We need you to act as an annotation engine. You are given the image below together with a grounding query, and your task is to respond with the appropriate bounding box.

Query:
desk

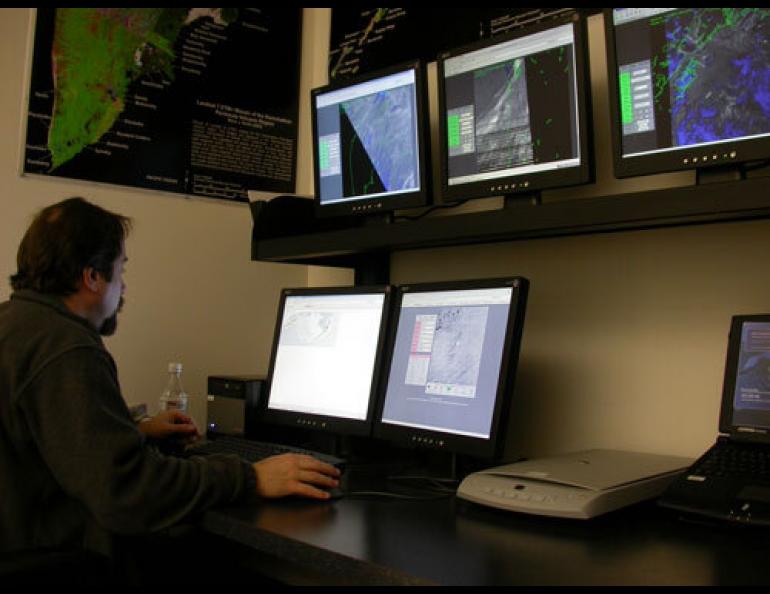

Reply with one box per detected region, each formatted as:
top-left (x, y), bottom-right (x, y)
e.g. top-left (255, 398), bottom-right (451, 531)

top-left (201, 494), bottom-right (770, 585)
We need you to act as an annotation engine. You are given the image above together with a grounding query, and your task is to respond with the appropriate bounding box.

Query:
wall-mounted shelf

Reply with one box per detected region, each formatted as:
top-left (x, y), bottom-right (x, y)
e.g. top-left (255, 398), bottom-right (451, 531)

top-left (251, 177), bottom-right (770, 282)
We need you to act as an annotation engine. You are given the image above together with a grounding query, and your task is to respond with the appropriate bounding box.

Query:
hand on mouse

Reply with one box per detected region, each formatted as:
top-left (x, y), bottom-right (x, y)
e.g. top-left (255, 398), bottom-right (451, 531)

top-left (252, 453), bottom-right (341, 500)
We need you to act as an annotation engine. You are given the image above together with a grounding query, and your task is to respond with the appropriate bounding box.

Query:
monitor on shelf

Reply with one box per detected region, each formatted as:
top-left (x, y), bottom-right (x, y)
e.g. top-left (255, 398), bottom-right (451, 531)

top-left (311, 61), bottom-right (431, 218)
top-left (373, 277), bottom-right (529, 459)
top-left (604, 8), bottom-right (770, 180)
top-left (436, 13), bottom-right (592, 203)
top-left (262, 286), bottom-right (391, 437)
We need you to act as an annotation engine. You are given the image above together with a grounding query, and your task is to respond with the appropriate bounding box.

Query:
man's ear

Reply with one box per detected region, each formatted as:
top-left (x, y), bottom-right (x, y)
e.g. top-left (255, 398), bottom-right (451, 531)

top-left (81, 267), bottom-right (102, 293)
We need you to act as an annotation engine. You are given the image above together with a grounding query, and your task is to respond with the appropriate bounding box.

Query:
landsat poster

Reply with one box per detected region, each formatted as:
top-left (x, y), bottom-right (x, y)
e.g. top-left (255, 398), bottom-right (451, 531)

top-left (328, 7), bottom-right (599, 80)
top-left (23, 8), bottom-right (301, 202)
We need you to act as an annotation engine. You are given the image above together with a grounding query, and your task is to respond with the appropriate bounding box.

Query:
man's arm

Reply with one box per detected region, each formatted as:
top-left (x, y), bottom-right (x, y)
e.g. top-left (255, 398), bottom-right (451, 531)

top-left (20, 348), bottom-right (252, 534)
top-left (21, 349), bottom-right (340, 533)
top-left (137, 409), bottom-right (199, 443)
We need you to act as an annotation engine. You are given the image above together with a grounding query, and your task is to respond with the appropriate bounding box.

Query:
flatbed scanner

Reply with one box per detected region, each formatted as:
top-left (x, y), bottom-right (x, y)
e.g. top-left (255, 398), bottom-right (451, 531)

top-left (457, 449), bottom-right (692, 519)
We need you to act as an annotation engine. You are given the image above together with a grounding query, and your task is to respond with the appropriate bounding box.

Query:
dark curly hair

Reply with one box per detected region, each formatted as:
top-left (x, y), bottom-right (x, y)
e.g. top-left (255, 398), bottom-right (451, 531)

top-left (10, 197), bottom-right (132, 296)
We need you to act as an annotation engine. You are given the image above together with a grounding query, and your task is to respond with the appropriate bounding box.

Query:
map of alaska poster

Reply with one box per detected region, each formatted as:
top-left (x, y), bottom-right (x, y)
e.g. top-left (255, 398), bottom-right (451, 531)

top-left (23, 8), bottom-right (301, 202)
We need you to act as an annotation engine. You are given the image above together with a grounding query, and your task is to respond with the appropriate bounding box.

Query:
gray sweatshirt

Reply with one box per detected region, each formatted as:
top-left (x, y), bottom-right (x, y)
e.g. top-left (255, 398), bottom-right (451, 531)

top-left (0, 290), bottom-right (255, 555)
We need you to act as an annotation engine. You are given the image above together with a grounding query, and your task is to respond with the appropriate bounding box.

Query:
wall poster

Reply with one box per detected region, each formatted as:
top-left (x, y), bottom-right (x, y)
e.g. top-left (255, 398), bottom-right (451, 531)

top-left (328, 8), bottom-right (599, 80)
top-left (23, 8), bottom-right (301, 202)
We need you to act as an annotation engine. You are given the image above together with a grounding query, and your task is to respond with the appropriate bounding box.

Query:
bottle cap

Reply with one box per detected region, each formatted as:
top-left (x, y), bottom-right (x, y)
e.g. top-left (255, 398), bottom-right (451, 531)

top-left (168, 362), bottom-right (183, 373)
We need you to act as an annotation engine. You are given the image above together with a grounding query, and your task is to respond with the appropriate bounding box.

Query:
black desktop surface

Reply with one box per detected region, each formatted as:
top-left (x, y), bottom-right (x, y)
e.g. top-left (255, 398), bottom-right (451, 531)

top-left (201, 492), bottom-right (770, 586)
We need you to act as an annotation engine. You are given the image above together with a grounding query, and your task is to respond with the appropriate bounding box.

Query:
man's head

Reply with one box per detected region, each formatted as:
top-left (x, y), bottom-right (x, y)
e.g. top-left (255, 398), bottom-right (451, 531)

top-left (10, 197), bottom-right (132, 335)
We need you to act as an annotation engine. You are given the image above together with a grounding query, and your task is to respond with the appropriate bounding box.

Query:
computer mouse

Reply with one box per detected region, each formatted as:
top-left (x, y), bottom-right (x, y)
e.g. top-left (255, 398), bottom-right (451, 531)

top-left (325, 486), bottom-right (344, 500)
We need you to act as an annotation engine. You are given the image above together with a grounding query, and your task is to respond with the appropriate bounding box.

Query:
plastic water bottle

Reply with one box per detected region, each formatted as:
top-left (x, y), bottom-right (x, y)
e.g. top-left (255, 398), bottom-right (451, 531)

top-left (160, 362), bottom-right (188, 414)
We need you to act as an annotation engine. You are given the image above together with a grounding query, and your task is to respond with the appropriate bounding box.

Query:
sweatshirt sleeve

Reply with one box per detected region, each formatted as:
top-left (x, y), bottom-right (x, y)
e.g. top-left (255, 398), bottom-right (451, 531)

top-left (18, 346), bottom-right (256, 534)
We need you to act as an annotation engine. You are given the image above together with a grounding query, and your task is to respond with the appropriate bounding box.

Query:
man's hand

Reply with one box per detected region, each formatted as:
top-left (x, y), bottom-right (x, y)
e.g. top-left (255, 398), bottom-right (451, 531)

top-left (137, 409), bottom-right (199, 443)
top-left (253, 454), bottom-right (341, 500)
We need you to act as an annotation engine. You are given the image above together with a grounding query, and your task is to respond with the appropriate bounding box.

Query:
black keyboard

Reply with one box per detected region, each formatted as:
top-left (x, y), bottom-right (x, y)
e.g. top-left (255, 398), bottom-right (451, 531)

top-left (185, 434), bottom-right (345, 469)
top-left (693, 442), bottom-right (770, 481)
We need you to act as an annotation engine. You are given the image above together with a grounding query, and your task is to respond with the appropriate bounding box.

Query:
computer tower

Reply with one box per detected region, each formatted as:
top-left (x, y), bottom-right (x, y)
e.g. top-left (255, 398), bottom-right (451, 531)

top-left (206, 375), bottom-right (265, 437)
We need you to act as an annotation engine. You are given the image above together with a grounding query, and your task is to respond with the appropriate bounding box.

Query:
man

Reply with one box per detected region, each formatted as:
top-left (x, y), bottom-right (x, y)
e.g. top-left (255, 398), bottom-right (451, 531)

top-left (0, 197), bottom-right (340, 564)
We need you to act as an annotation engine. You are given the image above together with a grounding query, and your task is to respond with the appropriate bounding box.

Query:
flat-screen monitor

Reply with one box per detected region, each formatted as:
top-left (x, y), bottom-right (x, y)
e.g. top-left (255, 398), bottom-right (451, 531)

top-left (311, 61), bottom-right (431, 218)
top-left (263, 286), bottom-right (391, 437)
top-left (374, 278), bottom-right (529, 459)
top-left (436, 14), bottom-right (592, 202)
top-left (605, 8), bottom-right (770, 179)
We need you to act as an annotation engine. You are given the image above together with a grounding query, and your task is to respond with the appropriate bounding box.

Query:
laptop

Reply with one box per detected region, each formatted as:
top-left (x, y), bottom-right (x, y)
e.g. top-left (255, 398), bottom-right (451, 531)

top-left (659, 314), bottom-right (770, 525)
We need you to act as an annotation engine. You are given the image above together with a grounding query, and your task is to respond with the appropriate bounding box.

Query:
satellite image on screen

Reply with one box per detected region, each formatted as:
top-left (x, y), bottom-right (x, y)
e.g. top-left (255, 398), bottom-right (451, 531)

top-left (655, 8), bottom-right (770, 146)
top-left (425, 307), bottom-right (488, 398)
top-left (472, 58), bottom-right (533, 172)
top-left (281, 312), bottom-right (338, 347)
top-left (339, 85), bottom-right (418, 196)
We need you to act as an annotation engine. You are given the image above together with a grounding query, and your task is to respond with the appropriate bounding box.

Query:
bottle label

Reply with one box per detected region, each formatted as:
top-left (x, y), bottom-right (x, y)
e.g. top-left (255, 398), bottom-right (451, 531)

top-left (162, 399), bottom-right (187, 413)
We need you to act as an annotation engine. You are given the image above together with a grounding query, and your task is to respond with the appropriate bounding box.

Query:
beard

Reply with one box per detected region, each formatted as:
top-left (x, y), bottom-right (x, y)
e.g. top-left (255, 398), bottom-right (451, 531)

top-left (100, 296), bottom-right (124, 336)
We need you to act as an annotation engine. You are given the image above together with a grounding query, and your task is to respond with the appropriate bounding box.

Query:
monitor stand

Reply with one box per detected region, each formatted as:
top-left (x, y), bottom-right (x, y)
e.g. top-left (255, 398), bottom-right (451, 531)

top-left (504, 191), bottom-right (542, 208)
top-left (335, 442), bottom-right (500, 498)
top-left (696, 164), bottom-right (745, 185)
top-left (360, 212), bottom-right (394, 226)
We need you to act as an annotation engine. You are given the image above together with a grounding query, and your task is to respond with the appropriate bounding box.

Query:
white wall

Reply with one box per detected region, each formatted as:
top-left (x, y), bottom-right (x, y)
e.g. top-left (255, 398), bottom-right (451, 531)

top-left (392, 220), bottom-right (770, 460)
top-left (0, 9), bottom-right (311, 425)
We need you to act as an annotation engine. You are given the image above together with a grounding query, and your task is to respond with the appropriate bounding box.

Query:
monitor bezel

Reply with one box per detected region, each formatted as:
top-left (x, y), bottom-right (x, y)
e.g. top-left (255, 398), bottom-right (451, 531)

top-left (373, 277), bottom-right (529, 459)
top-left (604, 8), bottom-right (770, 179)
top-left (262, 285), bottom-right (392, 438)
top-left (310, 60), bottom-right (431, 218)
top-left (436, 13), bottom-right (593, 203)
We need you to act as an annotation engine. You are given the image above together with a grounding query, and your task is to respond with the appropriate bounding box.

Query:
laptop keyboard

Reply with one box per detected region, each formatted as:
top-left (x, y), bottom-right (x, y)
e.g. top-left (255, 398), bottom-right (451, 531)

top-left (693, 443), bottom-right (770, 481)
top-left (185, 434), bottom-right (345, 469)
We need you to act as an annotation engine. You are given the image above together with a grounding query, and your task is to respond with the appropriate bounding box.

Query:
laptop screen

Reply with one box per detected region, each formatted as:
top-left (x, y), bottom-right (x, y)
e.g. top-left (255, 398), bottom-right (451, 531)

top-left (722, 316), bottom-right (770, 435)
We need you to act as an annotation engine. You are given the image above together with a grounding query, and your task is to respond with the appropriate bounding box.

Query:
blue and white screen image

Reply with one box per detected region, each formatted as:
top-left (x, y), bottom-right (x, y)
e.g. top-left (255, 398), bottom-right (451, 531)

top-left (381, 287), bottom-right (513, 439)
top-left (315, 68), bottom-right (421, 205)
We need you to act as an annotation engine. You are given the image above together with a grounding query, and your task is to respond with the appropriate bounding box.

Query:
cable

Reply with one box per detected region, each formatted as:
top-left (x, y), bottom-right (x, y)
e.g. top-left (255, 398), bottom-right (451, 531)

top-left (339, 473), bottom-right (459, 500)
top-left (393, 198), bottom-right (474, 222)
top-left (345, 490), bottom-right (453, 501)
top-left (386, 474), bottom-right (459, 496)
